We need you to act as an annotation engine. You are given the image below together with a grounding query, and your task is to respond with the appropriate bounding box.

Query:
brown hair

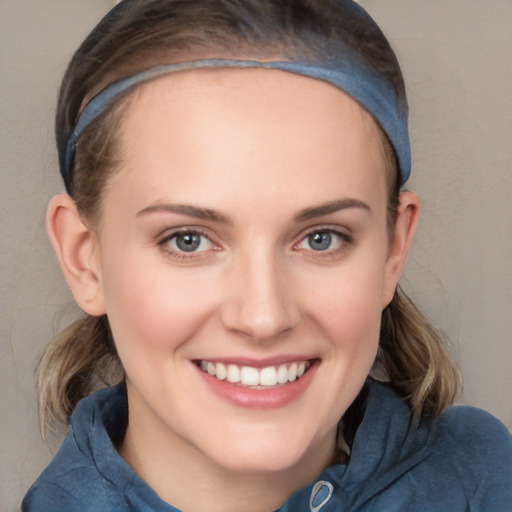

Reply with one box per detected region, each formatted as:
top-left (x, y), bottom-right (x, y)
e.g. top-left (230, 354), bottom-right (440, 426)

top-left (39, 0), bottom-right (459, 437)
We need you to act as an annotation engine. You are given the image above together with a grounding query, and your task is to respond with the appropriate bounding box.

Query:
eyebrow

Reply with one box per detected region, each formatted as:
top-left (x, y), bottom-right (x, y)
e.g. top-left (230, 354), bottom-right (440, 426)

top-left (294, 198), bottom-right (371, 222)
top-left (136, 203), bottom-right (232, 224)
top-left (137, 198), bottom-right (370, 224)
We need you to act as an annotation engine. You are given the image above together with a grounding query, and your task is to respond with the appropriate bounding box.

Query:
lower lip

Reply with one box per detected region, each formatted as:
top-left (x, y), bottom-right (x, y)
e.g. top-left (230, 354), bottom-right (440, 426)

top-left (195, 361), bottom-right (319, 409)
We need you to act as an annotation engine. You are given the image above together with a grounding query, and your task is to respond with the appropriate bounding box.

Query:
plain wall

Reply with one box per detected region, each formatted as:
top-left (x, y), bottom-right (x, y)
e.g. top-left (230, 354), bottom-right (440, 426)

top-left (1, 1), bottom-right (511, 510)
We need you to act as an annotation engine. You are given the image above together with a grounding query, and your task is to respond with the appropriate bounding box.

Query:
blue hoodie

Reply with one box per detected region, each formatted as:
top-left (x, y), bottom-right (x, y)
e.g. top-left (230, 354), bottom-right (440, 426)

top-left (22, 379), bottom-right (512, 511)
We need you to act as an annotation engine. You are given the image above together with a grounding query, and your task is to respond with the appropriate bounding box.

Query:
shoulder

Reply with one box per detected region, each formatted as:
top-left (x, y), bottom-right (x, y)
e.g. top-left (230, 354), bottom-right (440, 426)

top-left (22, 479), bottom-right (84, 512)
top-left (22, 386), bottom-right (131, 511)
top-left (434, 404), bottom-right (512, 460)
top-left (428, 405), bottom-right (512, 507)
top-left (21, 431), bottom-right (111, 511)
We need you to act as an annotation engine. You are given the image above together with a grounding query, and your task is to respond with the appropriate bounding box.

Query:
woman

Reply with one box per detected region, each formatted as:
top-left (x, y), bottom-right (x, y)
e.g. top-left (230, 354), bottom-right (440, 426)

top-left (23, 1), bottom-right (512, 511)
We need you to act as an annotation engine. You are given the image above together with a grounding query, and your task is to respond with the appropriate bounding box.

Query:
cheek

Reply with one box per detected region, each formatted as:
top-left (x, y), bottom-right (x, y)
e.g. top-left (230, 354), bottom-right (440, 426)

top-left (323, 286), bottom-right (381, 376)
top-left (295, 260), bottom-right (385, 434)
top-left (301, 259), bottom-right (386, 408)
top-left (100, 251), bottom-right (218, 359)
top-left (309, 257), bottom-right (386, 342)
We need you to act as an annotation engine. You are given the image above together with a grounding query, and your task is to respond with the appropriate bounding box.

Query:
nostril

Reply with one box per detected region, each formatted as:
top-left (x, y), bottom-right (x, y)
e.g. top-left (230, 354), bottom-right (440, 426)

top-left (220, 297), bottom-right (300, 341)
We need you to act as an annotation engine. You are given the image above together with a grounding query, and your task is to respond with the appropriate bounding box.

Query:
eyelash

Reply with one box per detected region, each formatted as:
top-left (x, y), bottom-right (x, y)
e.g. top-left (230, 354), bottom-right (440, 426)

top-left (156, 226), bottom-right (354, 262)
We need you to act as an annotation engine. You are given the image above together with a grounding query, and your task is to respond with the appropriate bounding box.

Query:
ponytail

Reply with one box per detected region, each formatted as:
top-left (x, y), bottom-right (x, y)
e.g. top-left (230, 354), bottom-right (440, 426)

top-left (36, 315), bottom-right (122, 440)
top-left (377, 286), bottom-right (461, 419)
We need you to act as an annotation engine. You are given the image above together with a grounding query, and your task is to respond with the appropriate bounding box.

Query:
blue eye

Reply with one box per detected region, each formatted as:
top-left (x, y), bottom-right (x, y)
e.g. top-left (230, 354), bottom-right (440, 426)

top-left (165, 231), bottom-right (213, 253)
top-left (307, 232), bottom-right (333, 251)
top-left (298, 230), bottom-right (346, 252)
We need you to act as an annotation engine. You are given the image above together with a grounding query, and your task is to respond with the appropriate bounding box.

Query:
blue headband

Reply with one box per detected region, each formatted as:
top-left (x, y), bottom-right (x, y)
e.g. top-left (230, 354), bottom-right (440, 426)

top-left (61, 58), bottom-right (410, 190)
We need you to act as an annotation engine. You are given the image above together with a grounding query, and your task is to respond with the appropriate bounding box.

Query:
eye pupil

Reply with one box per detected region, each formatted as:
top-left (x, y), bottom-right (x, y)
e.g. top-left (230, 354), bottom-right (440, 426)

top-left (176, 233), bottom-right (201, 252)
top-left (308, 232), bottom-right (332, 251)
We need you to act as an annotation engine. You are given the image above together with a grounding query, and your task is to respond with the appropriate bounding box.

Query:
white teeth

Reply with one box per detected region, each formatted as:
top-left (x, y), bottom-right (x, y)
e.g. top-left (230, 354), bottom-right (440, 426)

top-left (199, 360), bottom-right (311, 387)
top-left (240, 367), bottom-right (259, 386)
top-left (259, 366), bottom-right (278, 386)
top-left (288, 362), bottom-right (298, 382)
top-left (277, 364), bottom-right (289, 384)
top-left (227, 364), bottom-right (241, 383)
top-left (215, 362), bottom-right (227, 381)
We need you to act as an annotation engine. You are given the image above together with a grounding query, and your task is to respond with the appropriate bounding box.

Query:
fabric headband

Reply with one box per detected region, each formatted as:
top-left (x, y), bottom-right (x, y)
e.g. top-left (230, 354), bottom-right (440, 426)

top-left (60, 57), bottom-right (411, 191)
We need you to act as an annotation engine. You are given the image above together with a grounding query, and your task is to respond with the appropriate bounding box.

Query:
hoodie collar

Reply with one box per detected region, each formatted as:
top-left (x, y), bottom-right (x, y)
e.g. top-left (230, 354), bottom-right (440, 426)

top-left (280, 379), bottom-right (436, 511)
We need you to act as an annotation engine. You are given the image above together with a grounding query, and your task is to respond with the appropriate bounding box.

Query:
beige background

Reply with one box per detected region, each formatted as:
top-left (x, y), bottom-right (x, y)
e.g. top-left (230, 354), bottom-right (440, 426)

top-left (1, 1), bottom-right (511, 510)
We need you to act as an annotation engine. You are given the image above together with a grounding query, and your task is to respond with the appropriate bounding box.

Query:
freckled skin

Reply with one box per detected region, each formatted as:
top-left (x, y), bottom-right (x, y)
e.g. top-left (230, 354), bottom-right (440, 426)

top-left (67, 68), bottom-right (418, 511)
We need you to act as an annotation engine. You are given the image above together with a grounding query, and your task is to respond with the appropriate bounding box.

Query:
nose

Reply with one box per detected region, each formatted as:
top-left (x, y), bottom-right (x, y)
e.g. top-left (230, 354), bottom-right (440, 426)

top-left (220, 250), bottom-right (301, 342)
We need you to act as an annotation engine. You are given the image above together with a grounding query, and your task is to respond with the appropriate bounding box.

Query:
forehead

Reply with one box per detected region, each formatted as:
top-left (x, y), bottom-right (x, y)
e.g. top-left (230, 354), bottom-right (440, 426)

top-left (111, 68), bottom-right (388, 211)
top-left (126, 66), bottom-right (380, 131)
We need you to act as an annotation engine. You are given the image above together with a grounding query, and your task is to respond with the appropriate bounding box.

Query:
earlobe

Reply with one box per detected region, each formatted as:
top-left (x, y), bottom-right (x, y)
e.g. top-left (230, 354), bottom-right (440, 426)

top-left (382, 190), bottom-right (420, 308)
top-left (46, 194), bottom-right (106, 316)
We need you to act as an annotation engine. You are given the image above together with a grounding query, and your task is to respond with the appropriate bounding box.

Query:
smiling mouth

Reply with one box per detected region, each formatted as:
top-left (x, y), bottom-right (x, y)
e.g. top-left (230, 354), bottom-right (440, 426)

top-left (195, 360), bottom-right (314, 389)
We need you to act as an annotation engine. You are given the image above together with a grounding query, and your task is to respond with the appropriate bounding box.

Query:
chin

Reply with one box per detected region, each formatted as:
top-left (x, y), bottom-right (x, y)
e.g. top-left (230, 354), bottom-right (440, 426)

top-left (200, 425), bottom-right (330, 476)
top-left (213, 449), bottom-right (306, 475)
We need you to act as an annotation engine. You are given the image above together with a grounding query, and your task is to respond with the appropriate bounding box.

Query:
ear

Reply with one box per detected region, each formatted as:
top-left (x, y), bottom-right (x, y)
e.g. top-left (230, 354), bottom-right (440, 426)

top-left (46, 194), bottom-right (106, 316)
top-left (381, 190), bottom-right (420, 308)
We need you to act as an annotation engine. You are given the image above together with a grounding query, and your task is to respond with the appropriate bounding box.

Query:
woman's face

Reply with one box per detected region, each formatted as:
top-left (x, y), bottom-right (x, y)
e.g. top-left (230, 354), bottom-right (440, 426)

top-left (91, 68), bottom-right (406, 476)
